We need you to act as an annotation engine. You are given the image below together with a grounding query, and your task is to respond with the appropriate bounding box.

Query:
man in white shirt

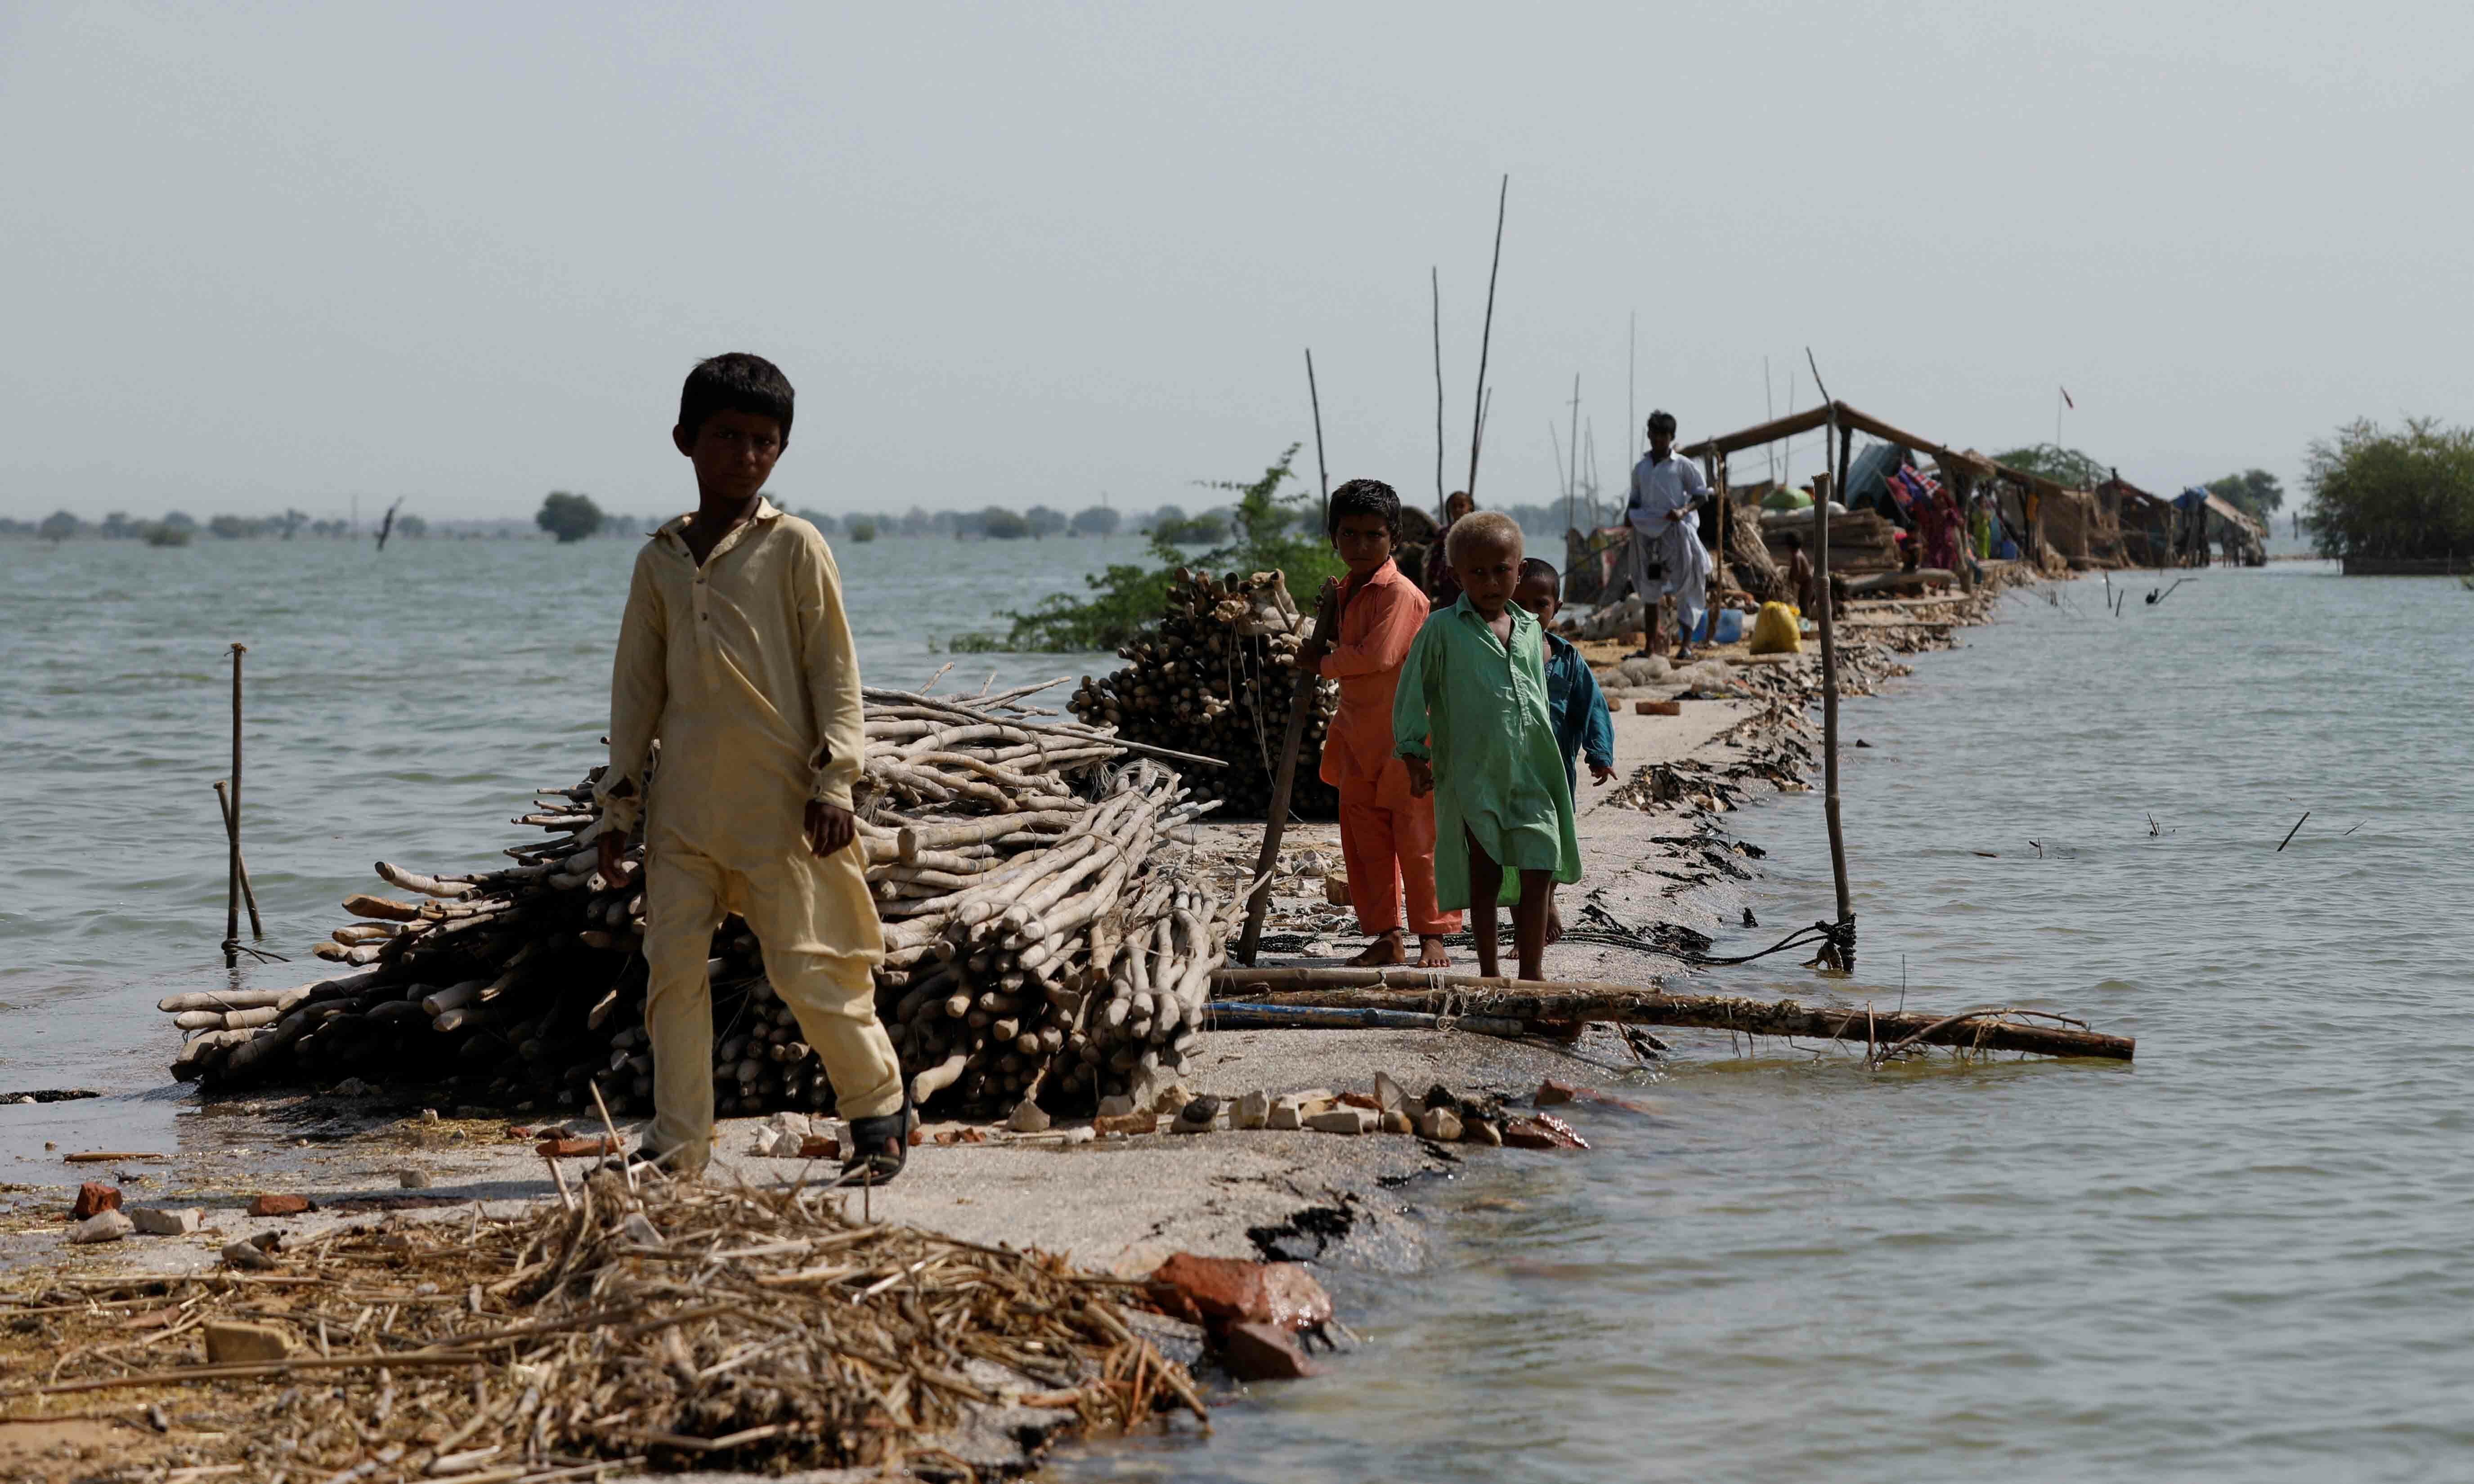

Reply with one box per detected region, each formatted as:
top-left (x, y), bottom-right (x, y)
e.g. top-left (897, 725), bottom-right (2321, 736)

top-left (1607, 411), bottom-right (1712, 659)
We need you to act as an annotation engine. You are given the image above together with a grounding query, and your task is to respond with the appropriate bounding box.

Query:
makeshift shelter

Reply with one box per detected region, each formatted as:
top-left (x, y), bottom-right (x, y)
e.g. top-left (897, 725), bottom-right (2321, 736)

top-left (1680, 400), bottom-right (1995, 590)
top-left (2097, 473), bottom-right (2176, 567)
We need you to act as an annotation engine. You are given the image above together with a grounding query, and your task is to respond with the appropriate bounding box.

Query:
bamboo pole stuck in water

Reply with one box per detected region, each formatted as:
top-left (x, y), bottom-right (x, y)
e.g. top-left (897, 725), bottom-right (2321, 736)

top-left (1207, 967), bottom-right (2133, 1061)
top-left (1801, 354), bottom-right (1855, 971)
top-left (224, 642), bottom-right (247, 965)
top-left (213, 780), bottom-right (264, 940)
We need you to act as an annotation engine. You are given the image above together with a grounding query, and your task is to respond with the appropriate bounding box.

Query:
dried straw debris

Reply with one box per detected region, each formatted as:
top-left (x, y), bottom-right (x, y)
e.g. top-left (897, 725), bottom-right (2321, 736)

top-left (0, 1173), bottom-right (1205, 1479)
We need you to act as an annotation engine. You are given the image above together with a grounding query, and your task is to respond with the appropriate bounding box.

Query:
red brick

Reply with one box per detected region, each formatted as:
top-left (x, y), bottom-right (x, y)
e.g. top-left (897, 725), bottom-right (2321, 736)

top-left (534, 1136), bottom-right (620, 1159)
top-left (70, 1183), bottom-right (121, 1219)
top-left (247, 1193), bottom-right (314, 1217)
top-left (1148, 1253), bottom-right (1333, 1331)
top-left (1501, 1114), bottom-right (1591, 1151)
top-left (1221, 1320), bottom-right (1320, 1381)
top-left (798, 1134), bottom-right (840, 1159)
top-left (1094, 1111), bottom-right (1159, 1137)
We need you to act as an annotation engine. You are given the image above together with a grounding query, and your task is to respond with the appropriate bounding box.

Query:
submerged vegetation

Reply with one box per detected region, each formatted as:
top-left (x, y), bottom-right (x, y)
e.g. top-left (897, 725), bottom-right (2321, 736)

top-left (2303, 417), bottom-right (2474, 561)
top-left (948, 444), bottom-right (1341, 653)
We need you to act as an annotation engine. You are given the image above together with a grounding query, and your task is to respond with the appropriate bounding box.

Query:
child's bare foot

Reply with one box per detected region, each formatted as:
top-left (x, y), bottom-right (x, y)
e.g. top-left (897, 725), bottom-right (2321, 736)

top-left (1345, 929), bottom-right (1407, 967)
top-left (1416, 934), bottom-right (1450, 969)
top-left (1546, 904), bottom-right (1564, 945)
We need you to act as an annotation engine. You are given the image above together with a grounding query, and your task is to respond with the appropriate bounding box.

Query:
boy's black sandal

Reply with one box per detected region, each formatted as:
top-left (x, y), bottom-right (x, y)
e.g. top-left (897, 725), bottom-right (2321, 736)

top-left (838, 1088), bottom-right (913, 1187)
top-left (599, 1140), bottom-right (688, 1180)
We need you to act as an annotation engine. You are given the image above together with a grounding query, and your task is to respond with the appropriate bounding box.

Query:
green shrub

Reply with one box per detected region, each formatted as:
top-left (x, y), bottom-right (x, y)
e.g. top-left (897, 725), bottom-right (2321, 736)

top-left (954, 445), bottom-right (1339, 653)
top-left (2304, 417), bottom-right (2474, 560)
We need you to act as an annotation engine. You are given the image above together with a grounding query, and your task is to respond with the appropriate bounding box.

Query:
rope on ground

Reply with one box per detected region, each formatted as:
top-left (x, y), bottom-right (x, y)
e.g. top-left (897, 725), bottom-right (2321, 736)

top-left (1683, 916), bottom-right (1851, 967)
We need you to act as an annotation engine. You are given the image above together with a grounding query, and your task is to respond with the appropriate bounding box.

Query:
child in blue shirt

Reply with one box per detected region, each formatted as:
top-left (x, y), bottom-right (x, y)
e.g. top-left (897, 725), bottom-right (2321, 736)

top-left (1514, 559), bottom-right (1615, 795)
top-left (1514, 558), bottom-right (1615, 945)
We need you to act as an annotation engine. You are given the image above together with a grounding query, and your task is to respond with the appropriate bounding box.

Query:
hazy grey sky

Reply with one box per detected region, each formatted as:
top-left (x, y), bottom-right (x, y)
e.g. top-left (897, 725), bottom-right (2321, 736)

top-left (4, 0), bottom-right (2469, 521)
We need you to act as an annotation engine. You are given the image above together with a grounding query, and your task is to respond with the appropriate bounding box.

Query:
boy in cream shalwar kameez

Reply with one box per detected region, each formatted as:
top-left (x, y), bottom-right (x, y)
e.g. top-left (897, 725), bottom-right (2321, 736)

top-left (595, 354), bottom-right (905, 1179)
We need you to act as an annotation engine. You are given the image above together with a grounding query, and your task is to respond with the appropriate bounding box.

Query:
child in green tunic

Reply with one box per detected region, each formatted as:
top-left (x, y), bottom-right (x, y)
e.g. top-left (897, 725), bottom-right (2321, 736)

top-left (1394, 512), bottom-right (1582, 982)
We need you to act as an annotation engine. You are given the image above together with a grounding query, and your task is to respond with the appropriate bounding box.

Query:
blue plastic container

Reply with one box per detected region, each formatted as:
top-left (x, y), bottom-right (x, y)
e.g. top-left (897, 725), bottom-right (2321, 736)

top-left (1693, 608), bottom-right (1745, 644)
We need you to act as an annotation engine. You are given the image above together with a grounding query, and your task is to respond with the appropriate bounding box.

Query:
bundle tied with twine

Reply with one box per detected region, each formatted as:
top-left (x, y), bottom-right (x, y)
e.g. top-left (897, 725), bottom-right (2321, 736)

top-left (158, 681), bottom-right (1241, 1123)
top-left (0, 1171), bottom-right (1205, 1477)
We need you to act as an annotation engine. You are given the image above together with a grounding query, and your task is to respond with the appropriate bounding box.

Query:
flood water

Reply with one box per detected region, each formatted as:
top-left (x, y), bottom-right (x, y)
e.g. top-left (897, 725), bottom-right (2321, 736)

top-left (0, 533), bottom-right (1108, 1153)
top-left (6, 538), bottom-right (2471, 1480)
top-left (1058, 562), bottom-right (2474, 1483)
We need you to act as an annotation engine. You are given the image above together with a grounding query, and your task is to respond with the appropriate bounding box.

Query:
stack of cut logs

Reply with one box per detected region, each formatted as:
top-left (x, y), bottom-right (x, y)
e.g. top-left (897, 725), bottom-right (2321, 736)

top-left (1068, 568), bottom-right (1339, 820)
top-left (1758, 507), bottom-right (1902, 575)
top-left (158, 685), bottom-right (1238, 1122)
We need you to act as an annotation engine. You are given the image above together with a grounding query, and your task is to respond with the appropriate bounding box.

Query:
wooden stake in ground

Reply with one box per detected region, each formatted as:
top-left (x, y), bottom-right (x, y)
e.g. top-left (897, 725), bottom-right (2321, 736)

top-left (1235, 582), bottom-right (1320, 966)
top-left (1802, 351), bottom-right (1855, 970)
top-left (1463, 174), bottom-right (1508, 508)
top-left (224, 642), bottom-right (247, 966)
top-left (214, 780), bottom-right (264, 940)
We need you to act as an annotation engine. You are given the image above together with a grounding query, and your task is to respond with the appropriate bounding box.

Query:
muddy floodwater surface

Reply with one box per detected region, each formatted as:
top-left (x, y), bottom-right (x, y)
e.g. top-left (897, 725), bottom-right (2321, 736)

top-left (1054, 563), bottom-right (2474, 1484)
top-left (5, 539), bottom-right (2471, 1481)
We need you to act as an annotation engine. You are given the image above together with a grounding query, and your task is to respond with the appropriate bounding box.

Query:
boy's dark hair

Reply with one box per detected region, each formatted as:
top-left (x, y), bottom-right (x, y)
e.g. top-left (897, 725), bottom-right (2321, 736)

top-left (1519, 556), bottom-right (1560, 590)
top-left (679, 353), bottom-right (795, 441)
top-left (1778, 530), bottom-right (1802, 552)
top-left (1326, 478), bottom-right (1401, 537)
top-left (1645, 409), bottom-right (1678, 438)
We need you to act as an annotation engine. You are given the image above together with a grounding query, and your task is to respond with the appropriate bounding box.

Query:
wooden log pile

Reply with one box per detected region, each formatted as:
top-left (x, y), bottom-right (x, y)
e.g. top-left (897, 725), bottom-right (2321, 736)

top-left (1067, 568), bottom-right (1339, 821)
top-left (157, 685), bottom-right (1239, 1123)
top-left (1759, 507), bottom-right (1901, 575)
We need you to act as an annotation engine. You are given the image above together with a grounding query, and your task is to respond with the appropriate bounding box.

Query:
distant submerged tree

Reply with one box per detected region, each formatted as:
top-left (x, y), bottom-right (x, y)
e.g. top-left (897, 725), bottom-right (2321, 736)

top-left (39, 510), bottom-right (80, 542)
top-left (848, 518), bottom-right (879, 543)
top-left (1993, 444), bottom-right (2109, 489)
top-left (2302, 416), bottom-right (2474, 562)
top-left (1024, 505), bottom-right (1067, 539)
top-left (536, 491), bottom-right (604, 544)
top-left (161, 511), bottom-right (198, 532)
top-left (208, 514), bottom-right (251, 539)
top-left (2205, 469), bottom-right (2285, 521)
top-left (980, 506), bottom-right (1031, 540)
top-left (395, 514), bottom-right (429, 539)
top-left (1071, 504), bottom-right (1120, 537)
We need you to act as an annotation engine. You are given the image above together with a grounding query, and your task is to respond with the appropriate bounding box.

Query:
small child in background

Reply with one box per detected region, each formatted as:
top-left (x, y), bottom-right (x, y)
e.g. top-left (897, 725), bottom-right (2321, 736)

top-left (1395, 513), bottom-right (1580, 984)
top-left (1299, 479), bottom-right (1461, 968)
top-left (1777, 530), bottom-right (1817, 616)
top-left (1512, 558), bottom-right (1614, 944)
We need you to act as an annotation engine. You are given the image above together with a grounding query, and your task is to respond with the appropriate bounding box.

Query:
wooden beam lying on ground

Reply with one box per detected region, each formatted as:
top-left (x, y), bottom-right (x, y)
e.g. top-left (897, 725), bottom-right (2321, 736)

top-left (1208, 967), bottom-right (2133, 1061)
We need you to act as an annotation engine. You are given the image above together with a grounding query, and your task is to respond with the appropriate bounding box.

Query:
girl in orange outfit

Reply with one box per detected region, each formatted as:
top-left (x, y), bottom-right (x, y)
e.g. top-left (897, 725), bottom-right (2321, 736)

top-left (1301, 479), bottom-right (1463, 968)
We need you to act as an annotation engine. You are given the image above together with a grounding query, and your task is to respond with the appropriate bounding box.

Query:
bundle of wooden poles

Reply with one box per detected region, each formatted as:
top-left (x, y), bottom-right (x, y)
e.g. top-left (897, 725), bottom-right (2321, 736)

top-left (1068, 568), bottom-right (1339, 820)
top-left (879, 760), bottom-right (1242, 1115)
top-left (159, 684), bottom-right (1240, 1122)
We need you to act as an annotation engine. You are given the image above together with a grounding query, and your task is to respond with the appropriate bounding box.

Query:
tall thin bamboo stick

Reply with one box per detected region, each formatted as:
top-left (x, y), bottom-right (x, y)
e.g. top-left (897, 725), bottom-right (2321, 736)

top-left (1465, 175), bottom-right (1508, 503)
top-left (1565, 373), bottom-right (1582, 533)
top-left (224, 642), bottom-right (247, 966)
top-left (1802, 351), bottom-right (1854, 971)
top-left (214, 781), bottom-right (264, 939)
top-left (1304, 349), bottom-right (1330, 528)
top-left (1431, 266), bottom-right (1446, 518)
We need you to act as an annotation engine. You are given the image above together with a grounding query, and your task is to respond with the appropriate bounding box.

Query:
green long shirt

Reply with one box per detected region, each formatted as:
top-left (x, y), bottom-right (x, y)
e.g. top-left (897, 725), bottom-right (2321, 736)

top-left (1393, 595), bottom-right (1582, 909)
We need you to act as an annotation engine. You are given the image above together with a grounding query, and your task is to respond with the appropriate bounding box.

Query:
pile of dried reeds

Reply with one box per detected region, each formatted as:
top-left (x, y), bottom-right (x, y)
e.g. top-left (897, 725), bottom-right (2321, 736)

top-left (1067, 569), bottom-right (1338, 820)
top-left (161, 683), bottom-right (1237, 1122)
top-left (0, 1171), bottom-right (1204, 1477)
